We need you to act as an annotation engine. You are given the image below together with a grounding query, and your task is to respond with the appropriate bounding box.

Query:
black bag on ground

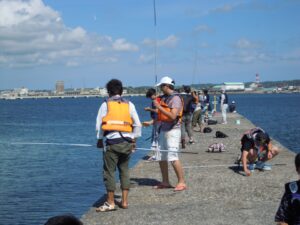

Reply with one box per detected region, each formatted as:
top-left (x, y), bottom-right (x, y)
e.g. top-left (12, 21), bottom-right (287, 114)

top-left (203, 127), bottom-right (212, 133)
top-left (216, 131), bottom-right (228, 138)
top-left (208, 119), bottom-right (218, 125)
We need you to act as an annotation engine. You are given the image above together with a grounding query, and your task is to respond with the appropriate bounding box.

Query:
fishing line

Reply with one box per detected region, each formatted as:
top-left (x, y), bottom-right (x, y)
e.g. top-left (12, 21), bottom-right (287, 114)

top-left (183, 163), bottom-right (286, 169)
top-left (4, 142), bottom-right (198, 154)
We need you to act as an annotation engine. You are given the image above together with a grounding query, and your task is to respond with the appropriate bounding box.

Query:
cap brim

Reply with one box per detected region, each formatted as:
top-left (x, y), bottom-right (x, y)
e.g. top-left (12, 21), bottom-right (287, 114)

top-left (155, 82), bottom-right (162, 87)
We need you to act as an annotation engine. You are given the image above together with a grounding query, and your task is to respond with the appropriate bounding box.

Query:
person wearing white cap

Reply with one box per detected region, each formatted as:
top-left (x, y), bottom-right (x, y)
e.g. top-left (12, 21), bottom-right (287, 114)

top-left (152, 76), bottom-right (187, 191)
top-left (220, 89), bottom-right (228, 124)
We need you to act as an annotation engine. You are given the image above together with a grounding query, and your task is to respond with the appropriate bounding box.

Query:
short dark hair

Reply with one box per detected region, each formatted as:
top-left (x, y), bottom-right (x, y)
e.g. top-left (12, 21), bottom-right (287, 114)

top-left (295, 153), bottom-right (300, 172)
top-left (146, 88), bottom-right (156, 98)
top-left (44, 214), bottom-right (83, 225)
top-left (203, 89), bottom-right (208, 95)
top-left (256, 132), bottom-right (270, 145)
top-left (183, 85), bottom-right (191, 94)
top-left (106, 79), bottom-right (123, 96)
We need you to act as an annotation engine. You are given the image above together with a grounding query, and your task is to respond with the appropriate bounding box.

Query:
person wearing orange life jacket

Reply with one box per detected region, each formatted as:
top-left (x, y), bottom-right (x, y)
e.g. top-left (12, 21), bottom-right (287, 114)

top-left (95, 79), bottom-right (141, 212)
top-left (240, 127), bottom-right (279, 176)
top-left (153, 76), bottom-right (187, 191)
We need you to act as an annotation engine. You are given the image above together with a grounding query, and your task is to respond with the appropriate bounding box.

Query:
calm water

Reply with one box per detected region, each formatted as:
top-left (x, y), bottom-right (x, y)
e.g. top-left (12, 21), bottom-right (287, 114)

top-left (0, 93), bottom-right (299, 225)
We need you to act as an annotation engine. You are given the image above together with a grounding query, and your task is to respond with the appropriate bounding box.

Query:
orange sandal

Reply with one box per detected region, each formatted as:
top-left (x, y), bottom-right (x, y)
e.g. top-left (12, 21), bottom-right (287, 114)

top-left (174, 184), bottom-right (187, 192)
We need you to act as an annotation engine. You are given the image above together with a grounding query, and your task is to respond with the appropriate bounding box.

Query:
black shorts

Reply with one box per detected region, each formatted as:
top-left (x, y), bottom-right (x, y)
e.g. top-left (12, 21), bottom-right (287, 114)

top-left (240, 135), bottom-right (254, 152)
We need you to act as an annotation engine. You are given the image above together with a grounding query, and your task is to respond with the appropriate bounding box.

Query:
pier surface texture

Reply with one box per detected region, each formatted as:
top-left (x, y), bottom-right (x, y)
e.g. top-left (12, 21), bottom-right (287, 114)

top-left (81, 113), bottom-right (296, 225)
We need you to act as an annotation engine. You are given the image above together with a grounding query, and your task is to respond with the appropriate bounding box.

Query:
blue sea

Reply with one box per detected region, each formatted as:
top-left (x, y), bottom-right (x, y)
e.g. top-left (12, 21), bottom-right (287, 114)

top-left (0, 93), bottom-right (299, 225)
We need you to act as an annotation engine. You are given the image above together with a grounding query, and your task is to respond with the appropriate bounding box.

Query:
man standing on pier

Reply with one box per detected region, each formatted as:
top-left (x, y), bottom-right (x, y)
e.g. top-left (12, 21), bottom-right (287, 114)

top-left (220, 89), bottom-right (228, 124)
top-left (95, 79), bottom-right (142, 211)
top-left (153, 76), bottom-right (187, 191)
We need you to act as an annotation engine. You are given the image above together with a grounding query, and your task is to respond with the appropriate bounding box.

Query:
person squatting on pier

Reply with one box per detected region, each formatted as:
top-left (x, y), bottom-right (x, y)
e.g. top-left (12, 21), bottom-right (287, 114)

top-left (240, 127), bottom-right (279, 176)
top-left (152, 76), bottom-right (187, 191)
top-left (275, 153), bottom-right (300, 225)
top-left (95, 79), bottom-right (142, 212)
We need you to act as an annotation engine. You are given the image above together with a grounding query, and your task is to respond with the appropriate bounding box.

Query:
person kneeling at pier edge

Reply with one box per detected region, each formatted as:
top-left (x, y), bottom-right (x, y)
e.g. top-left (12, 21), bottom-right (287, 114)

top-left (275, 153), bottom-right (300, 225)
top-left (95, 79), bottom-right (142, 212)
top-left (240, 127), bottom-right (279, 176)
top-left (153, 76), bottom-right (187, 191)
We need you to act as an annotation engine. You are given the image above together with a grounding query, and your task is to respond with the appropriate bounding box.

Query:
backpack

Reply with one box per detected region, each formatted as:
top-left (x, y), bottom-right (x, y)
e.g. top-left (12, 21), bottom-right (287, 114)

top-left (181, 94), bottom-right (193, 113)
top-left (208, 119), bottom-right (218, 125)
top-left (216, 131), bottom-right (228, 138)
top-left (207, 143), bottom-right (226, 152)
top-left (203, 127), bottom-right (212, 133)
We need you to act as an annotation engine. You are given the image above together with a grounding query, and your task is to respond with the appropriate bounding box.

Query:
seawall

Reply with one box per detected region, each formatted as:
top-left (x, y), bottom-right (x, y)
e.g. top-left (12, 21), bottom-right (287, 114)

top-left (81, 112), bottom-right (296, 225)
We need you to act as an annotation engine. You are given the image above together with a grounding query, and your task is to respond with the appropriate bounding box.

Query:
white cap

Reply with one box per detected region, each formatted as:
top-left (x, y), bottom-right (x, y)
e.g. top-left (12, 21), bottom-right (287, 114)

top-left (232, 100), bottom-right (235, 103)
top-left (156, 76), bottom-right (175, 87)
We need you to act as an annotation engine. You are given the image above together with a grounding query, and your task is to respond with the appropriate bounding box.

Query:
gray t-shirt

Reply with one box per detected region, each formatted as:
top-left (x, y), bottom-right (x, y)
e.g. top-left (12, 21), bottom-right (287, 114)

top-left (160, 94), bottom-right (182, 132)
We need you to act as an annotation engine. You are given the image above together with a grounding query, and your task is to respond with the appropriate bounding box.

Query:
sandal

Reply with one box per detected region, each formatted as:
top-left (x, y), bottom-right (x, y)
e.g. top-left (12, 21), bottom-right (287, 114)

top-left (153, 182), bottom-right (173, 189)
top-left (95, 202), bottom-right (117, 212)
top-left (174, 184), bottom-right (187, 192)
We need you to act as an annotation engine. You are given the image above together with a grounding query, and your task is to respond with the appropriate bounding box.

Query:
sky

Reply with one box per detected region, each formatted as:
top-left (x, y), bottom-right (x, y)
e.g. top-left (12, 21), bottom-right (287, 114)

top-left (0, 0), bottom-right (299, 90)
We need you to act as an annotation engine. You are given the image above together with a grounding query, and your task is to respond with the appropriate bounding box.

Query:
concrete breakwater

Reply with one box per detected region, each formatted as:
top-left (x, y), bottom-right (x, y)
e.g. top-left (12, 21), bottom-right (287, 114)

top-left (81, 113), bottom-right (296, 225)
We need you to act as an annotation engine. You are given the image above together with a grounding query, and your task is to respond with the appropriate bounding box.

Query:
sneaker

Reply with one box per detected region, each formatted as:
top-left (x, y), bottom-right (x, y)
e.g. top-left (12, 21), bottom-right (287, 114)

top-left (248, 163), bottom-right (256, 172)
top-left (255, 161), bottom-right (272, 171)
top-left (189, 139), bottom-right (195, 144)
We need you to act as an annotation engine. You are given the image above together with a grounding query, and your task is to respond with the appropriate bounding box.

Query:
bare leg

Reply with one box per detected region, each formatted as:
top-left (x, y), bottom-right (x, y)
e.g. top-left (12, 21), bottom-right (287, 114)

top-left (159, 160), bottom-right (170, 184)
top-left (121, 189), bottom-right (129, 208)
top-left (171, 160), bottom-right (185, 185)
top-left (107, 191), bottom-right (115, 206)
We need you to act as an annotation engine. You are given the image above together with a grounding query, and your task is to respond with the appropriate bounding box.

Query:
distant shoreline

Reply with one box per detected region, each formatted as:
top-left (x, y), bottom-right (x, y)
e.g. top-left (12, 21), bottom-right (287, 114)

top-left (0, 90), bottom-right (299, 100)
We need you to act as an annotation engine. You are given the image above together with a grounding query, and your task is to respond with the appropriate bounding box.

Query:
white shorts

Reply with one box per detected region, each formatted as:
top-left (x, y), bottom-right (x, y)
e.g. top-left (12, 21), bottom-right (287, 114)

top-left (157, 129), bottom-right (181, 161)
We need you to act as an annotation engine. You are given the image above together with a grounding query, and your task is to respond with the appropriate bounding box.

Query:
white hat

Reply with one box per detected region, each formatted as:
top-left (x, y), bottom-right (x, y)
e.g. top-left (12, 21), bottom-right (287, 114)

top-left (156, 76), bottom-right (175, 87)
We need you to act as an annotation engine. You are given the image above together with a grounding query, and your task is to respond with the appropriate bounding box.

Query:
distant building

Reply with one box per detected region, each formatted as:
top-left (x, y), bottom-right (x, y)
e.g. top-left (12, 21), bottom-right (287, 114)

top-left (223, 82), bottom-right (245, 91)
top-left (14, 87), bottom-right (29, 96)
top-left (55, 81), bottom-right (64, 94)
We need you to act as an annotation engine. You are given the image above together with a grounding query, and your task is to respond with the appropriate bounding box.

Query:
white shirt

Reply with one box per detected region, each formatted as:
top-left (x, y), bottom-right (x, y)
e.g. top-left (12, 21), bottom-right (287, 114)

top-left (96, 95), bottom-right (142, 140)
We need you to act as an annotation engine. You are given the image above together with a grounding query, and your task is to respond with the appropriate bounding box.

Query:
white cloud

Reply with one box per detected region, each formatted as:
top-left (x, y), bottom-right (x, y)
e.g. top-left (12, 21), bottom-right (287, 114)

top-left (233, 38), bottom-right (260, 49)
top-left (142, 35), bottom-right (179, 48)
top-left (138, 54), bottom-right (154, 63)
top-left (0, 0), bottom-right (139, 68)
top-left (112, 39), bottom-right (139, 52)
top-left (194, 25), bottom-right (213, 33)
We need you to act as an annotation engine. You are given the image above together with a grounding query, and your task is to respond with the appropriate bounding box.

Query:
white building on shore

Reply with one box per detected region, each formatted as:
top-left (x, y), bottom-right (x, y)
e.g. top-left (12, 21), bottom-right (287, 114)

top-left (223, 82), bottom-right (245, 91)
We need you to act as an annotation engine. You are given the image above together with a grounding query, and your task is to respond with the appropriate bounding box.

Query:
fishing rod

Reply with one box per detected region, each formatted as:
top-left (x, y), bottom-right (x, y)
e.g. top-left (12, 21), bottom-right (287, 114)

top-left (5, 142), bottom-right (198, 154)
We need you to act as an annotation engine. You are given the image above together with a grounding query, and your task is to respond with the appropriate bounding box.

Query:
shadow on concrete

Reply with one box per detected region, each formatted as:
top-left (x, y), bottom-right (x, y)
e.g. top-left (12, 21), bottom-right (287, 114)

top-left (130, 177), bottom-right (160, 186)
top-left (228, 165), bottom-right (247, 176)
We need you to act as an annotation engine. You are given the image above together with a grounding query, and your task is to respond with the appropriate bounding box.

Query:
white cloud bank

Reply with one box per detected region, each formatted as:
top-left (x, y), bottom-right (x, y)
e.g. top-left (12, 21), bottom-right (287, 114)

top-left (142, 35), bottom-right (179, 48)
top-left (0, 0), bottom-right (139, 68)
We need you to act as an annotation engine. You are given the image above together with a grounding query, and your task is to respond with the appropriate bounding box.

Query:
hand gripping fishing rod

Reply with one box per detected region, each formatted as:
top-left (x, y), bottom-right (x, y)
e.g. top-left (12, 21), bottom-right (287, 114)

top-left (6, 142), bottom-right (198, 154)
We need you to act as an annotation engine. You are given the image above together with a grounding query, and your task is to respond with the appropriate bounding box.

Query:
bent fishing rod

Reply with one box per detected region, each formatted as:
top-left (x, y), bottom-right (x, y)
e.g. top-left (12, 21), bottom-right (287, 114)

top-left (4, 142), bottom-right (198, 154)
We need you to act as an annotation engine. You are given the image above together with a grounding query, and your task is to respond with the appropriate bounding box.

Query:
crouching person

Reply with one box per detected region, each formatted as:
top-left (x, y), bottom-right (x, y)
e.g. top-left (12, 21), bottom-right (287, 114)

top-left (275, 153), bottom-right (300, 225)
top-left (240, 127), bottom-right (279, 176)
top-left (95, 79), bottom-right (142, 211)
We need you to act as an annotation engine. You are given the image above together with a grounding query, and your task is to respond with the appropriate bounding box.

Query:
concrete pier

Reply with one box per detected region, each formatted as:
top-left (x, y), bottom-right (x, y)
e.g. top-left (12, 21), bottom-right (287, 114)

top-left (81, 113), bottom-right (297, 225)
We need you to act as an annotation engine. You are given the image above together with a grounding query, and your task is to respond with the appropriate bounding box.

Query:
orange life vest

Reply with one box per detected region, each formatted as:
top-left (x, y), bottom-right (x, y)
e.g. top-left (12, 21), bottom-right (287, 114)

top-left (101, 97), bottom-right (133, 133)
top-left (157, 94), bottom-right (183, 123)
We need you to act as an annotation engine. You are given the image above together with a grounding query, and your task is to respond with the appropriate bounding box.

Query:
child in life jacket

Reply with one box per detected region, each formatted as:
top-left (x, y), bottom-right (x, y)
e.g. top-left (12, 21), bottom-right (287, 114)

top-left (240, 127), bottom-right (279, 176)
